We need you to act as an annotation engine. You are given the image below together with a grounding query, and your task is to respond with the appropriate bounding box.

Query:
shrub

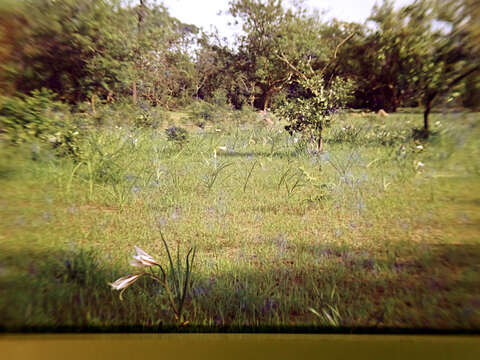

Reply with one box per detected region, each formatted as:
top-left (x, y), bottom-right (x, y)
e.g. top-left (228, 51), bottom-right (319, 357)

top-left (185, 100), bottom-right (232, 127)
top-left (165, 126), bottom-right (188, 146)
top-left (232, 105), bottom-right (261, 125)
top-left (135, 103), bottom-right (171, 129)
top-left (0, 89), bottom-right (82, 157)
top-left (277, 76), bottom-right (354, 153)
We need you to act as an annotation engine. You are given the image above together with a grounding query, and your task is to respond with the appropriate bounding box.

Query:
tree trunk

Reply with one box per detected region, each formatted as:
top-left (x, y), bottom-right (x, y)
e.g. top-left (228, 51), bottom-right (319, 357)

top-left (422, 93), bottom-right (437, 138)
top-left (249, 95), bottom-right (255, 108)
top-left (423, 101), bottom-right (431, 134)
top-left (391, 93), bottom-right (398, 113)
top-left (132, 82), bottom-right (137, 104)
top-left (91, 93), bottom-right (96, 115)
top-left (263, 89), bottom-right (272, 111)
top-left (316, 132), bottom-right (323, 153)
top-left (133, 0), bottom-right (145, 105)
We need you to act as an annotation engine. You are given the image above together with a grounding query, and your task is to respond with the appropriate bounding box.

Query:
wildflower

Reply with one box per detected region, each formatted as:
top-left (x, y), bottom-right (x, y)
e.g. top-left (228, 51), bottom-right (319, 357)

top-left (416, 145), bottom-right (424, 150)
top-left (218, 146), bottom-right (227, 151)
top-left (130, 246), bottom-right (160, 267)
top-left (416, 161), bottom-right (425, 170)
top-left (109, 274), bottom-right (141, 299)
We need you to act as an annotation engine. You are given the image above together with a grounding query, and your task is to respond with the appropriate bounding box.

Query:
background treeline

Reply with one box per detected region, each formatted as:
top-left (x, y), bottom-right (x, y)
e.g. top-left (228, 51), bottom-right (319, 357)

top-left (0, 0), bottom-right (479, 114)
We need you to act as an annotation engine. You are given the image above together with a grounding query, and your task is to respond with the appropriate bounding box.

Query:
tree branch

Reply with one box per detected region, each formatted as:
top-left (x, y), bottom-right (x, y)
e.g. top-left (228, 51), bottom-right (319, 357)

top-left (447, 64), bottom-right (480, 88)
top-left (276, 52), bottom-right (308, 81)
top-left (320, 32), bottom-right (356, 75)
top-left (333, 32), bottom-right (355, 60)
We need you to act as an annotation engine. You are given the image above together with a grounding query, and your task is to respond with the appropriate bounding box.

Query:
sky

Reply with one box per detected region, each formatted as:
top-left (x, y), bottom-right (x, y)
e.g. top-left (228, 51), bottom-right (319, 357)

top-left (161, 0), bottom-right (415, 41)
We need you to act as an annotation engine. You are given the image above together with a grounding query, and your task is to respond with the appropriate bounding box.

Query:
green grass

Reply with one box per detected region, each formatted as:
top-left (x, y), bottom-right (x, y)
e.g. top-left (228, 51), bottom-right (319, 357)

top-left (1, 110), bottom-right (479, 330)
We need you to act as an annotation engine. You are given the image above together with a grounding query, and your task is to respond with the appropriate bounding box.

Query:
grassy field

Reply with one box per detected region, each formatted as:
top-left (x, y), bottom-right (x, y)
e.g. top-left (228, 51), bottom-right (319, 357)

top-left (1, 109), bottom-right (479, 331)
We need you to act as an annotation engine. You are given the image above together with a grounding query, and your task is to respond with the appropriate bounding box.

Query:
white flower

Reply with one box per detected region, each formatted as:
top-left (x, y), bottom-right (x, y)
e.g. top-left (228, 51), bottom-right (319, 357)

top-left (109, 274), bottom-right (142, 300)
top-left (218, 146), bottom-right (227, 151)
top-left (109, 274), bottom-right (141, 291)
top-left (416, 145), bottom-right (424, 150)
top-left (416, 161), bottom-right (425, 169)
top-left (130, 246), bottom-right (160, 267)
top-left (215, 128), bottom-right (222, 132)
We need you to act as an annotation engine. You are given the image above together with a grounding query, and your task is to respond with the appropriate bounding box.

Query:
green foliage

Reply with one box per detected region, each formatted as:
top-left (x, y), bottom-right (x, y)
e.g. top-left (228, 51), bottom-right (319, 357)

top-left (134, 105), bottom-right (170, 129)
top-left (228, 0), bottom-right (329, 110)
top-left (165, 126), bottom-right (189, 147)
top-left (0, 0), bottom-right (477, 138)
top-left (1, 0), bottom-right (200, 106)
top-left (277, 77), bottom-right (354, 152)
top-left (185, 100), bottom-right (232, 126)
top-left (0, 89), bottom-right (82, 157)
top-left (413, 0), bottom-right (480, 131)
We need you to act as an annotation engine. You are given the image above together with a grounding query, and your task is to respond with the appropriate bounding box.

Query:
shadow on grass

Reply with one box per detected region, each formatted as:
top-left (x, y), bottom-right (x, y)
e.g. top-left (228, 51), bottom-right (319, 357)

top-left (0, 246), bottom-right (175, 331)
top-left (1, 241), bottom-right (479, 333)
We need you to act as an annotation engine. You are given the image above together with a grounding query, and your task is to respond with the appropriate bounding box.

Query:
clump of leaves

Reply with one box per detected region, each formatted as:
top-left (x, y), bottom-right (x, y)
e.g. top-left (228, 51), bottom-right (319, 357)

top-left (135, 103), bottom-right (170, 129)
top-left (185, 100), bottom-right (232, 127)
top-left (0, 88), bottom-right (82, 158)
top-left (165, 126), bottom-right (188, 147)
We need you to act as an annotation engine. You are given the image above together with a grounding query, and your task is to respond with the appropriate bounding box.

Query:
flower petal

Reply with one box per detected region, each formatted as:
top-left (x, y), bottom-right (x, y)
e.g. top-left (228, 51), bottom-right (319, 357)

top-left (109, 274), bottom-right (141, 290)
top-left (134, 246), bottom-right (150, 258)
top-left (130, 258), bottom-right (144, 267)
top-left (132, 246), bottom-right (160, 267)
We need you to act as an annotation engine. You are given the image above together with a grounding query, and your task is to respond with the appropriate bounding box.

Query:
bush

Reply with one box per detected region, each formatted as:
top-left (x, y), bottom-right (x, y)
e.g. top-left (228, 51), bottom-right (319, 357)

top-left (232, 105), bottom-right (261, 125)
top-left (0, 89), bottom-right (82, 157)
top-left (276, 77), bottom-right (354, 152)
top-left (135, 103), bottom-right (171, 129)
top-left (165, 126), bottom-right (188, 146)
top-left (185, 100), bottom-right (232, 127)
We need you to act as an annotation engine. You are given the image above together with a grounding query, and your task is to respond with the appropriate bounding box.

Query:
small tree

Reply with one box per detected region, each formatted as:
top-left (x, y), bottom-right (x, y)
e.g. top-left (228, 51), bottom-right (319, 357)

top-left (277, 75), bottom-right (353, 153)
top-left (275, 29), bottom-right (355, 153)
top-left (415, 0), bottom-right (480, 136)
